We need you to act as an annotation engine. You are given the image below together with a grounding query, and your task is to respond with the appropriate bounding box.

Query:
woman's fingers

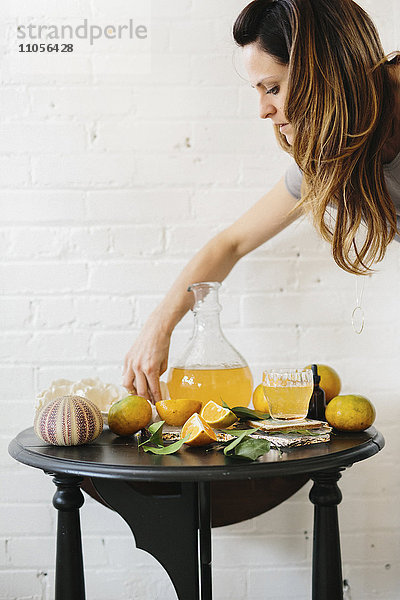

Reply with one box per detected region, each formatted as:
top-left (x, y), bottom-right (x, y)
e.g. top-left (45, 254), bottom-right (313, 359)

top-left (122, 360), bottom-right (135, 391)
top-left (146, 372), bottom-right (163, 404)
top-left (134, 371), bottom-right (150, 401)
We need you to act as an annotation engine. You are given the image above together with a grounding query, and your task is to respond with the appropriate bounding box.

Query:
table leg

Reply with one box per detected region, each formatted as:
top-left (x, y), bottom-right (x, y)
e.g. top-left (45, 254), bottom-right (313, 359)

top-left (198, 481), bottom-right (212, 600)
top-left (52, 474), bottom-right (85, 600)
top-left (309, 470), bottom-right (344, 600)
top-left (92, 479), bottom-right (200, 600)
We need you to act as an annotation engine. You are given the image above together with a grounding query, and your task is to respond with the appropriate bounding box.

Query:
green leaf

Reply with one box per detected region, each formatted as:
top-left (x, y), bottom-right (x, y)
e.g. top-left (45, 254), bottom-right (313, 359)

top-left (284, 429), bottom-right (324, 436)
top-left (138, 421), bottom-right (165, 447)
top-left (223, 428), bottom-right (259, 455)
top-left (233, 438), bottom-right (271, 461)
top-left (222, 401), bottom-right (270, 421)
top-left (220, 428), bottom-right (259, 437)
top-left (142, 435), bottom-right (190, 454)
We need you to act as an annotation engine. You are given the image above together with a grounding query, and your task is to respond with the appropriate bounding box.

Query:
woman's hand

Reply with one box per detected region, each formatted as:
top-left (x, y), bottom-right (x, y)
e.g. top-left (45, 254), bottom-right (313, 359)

top-left (122, 318), bottom-right (171, 404)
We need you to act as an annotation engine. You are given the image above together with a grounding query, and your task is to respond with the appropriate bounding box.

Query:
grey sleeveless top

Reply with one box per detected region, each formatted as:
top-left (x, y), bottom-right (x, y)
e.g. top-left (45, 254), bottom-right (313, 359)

top-left (284, 151), bottom-right (400, 241)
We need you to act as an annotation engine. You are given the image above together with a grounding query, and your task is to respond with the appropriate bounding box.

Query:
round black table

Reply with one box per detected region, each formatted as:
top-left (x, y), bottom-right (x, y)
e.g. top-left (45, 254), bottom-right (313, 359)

top-left (9, 426), bottom-right (384, 600)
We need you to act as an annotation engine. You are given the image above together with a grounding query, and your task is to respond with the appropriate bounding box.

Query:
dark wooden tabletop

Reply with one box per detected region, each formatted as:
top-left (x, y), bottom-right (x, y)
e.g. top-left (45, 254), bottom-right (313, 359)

top-left (9, 426), bottom-right (384, 482)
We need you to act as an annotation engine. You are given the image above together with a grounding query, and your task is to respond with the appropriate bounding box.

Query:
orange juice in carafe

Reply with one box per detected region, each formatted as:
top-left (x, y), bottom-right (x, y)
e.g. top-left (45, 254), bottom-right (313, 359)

top-left (167, 366), bottom-right (253, 408)
top-left (168, 282), bottom-right (253, 410)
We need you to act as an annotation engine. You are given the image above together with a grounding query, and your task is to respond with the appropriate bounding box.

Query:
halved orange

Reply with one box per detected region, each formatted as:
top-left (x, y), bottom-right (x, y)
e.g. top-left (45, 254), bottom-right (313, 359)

top-left (155, 398), bottom-right (201, 427)
top-left (181, 413), bottom-right (217, 446)
top-left (200, 400), bottom-right (237, 428)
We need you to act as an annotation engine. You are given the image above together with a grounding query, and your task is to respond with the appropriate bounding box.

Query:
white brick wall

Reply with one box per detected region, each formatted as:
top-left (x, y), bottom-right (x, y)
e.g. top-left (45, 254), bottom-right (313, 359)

top-left (1, 0), bottom-right (399, 598)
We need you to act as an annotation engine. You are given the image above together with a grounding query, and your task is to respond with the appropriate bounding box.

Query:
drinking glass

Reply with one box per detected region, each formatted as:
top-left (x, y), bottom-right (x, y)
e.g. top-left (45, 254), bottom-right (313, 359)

top-left (262, 368), bottom-right (313, 421)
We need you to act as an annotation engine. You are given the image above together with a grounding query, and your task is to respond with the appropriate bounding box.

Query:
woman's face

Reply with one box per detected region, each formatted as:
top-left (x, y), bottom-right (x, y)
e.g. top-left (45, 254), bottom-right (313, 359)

top-left (243, 42), bottom-right (294, 145)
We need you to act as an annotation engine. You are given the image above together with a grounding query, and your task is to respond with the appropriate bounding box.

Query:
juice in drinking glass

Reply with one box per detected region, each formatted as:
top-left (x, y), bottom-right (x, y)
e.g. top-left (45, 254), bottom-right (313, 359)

top-left (262, 368), bottom-right (313, 420)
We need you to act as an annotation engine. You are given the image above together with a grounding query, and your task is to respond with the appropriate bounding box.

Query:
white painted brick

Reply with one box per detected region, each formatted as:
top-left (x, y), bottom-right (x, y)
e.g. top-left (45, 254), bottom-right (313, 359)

top-left (33, 297), bottom-right (75, 328)
top-left (0, 191), bottom-right (86, 223)
top-left (0, 467), bottom-right (54, 503)
top-left (68, 227), bottom-right (111, 258)
top-left (192, 120), bottom-right (274, 155)
top-left (191, 54), bottom-right (242, 86)
top-left (2, 54), bottom-right (92, 86)
top-left (25, 331), bottom-right (91, 362)
top-left (191, 0), bottom-right (247, 20)
top-left (0, 366), bottom-right (34, 397)
top-left (213, 568), bottom-right (247, 600)
top-left (152, 0), bottom-right (192, 18)
top-left (249, 493), bottom-right (312, 536)
top-left (227, 327), bottom-right (298, 364)
top-left (84, 568), bottom-right (137, 600)
top-left (0, 333), bottom-right (31, 362)
top-left (32, 153), bottom-right (135, 187)
top-left (104, 536), bottom-right (164, 569)
top-left (3, 0), bottom-right (92, 18)
top-left (8, 535), bottom-right (107, 568)
top-left (0, 504), bottom-right (54, 535)
top-left (341, 532), bottom-right (400, 566)
top-left (134, 294), bottom-right (168, 327)
top-left (135, 86), bottom-right (239, 119)
top-left (0, 156), bottom-right (30, 187)
top-left (168, 21), bottom-right (219, 54)
top-left (0, 402), bottom-right (36, 435)
top-left (297, 324), bottom-right (400, 365)
top-left (0, 229), bottom-right (8, 256)
top-left (134, 153), bottom-right (242, 186)
top-left (112, 225), bottom-right (164, 257)
top-left (94, 119), bottom-right (192, 154)
top-left (86, 190), bottom-right (191, 224)
top-left (254, 219), bottom-right (331, 258)
top-left (0, 121), bottom-right (86, 154)
top-left (141, 54), bottom-right (191, 84)
top-left (242, 291), bottom-right (350, 326)
top-left (30, 86), bottom-right (135, 118)
top-left (247, 567), bottom-right (310, 599)
top-left (0, 262), bottom-right (88, 293)
top-left (91, 331), bottom-right (140, 362)
top-left (0, 436), bottom-right (19, 468)
top-left (89, 261), bottom-right (183, 294)
top-left (74, 296), bottom-right (134, 328)
top-left (224, 257), bottom-right (299, 293)
top-left (213, 534), bottom-right (308, 567)
top-left (241, 158), bottom-right (294, 189)
top-left (80, 500), bottom-right (128, 535)
top-left (90, 0), bottom-right (148, 16)
top-left (0, 570), bottom-right (48, 598)
top-left (7, 227), bottom-right (69, 259)
top-left (165, 224), bottom-right (217, 256)
top-left (90, 48), bottom-right (152, 78)
top-left (345, 563), bottom-right (400, 598)
top-left (0, 88), bottom-right (30, 118)
top-left (0, 297), bottom-right (31, 329)
top-left (0, 331), bottom-right (91, 363)
top-left (191, 188), bottom-right (256, 223)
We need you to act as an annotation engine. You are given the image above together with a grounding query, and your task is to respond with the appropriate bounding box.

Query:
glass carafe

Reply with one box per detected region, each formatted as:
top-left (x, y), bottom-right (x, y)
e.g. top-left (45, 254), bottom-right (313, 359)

top-left (167, 282), bottom-right (253, 408)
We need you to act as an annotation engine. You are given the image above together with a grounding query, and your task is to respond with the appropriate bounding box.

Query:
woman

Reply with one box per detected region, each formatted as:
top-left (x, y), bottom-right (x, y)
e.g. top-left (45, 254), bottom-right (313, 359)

top-left (123, 0), bottom-right (400, 402)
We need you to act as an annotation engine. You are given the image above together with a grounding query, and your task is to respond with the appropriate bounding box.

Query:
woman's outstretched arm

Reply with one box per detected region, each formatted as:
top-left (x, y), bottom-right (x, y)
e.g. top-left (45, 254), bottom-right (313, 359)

top-left (123, 176), bottom-right (302, 402)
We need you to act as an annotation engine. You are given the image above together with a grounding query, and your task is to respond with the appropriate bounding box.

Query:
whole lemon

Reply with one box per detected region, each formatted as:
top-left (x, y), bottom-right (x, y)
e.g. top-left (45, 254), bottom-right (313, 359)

top-left (325, 394), bottom-right (376, 432)
top-left (252, 383), bottom-right (269, 414)
top-left (108, 395), bottom-right (152, 436)
top-left (156, 398), bottom-right (201, 427)
top-left (305, 364), bottom-right (341, 403)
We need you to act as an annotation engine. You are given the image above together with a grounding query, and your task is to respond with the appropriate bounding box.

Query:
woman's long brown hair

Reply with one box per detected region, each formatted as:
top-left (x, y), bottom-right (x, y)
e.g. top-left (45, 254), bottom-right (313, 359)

top-left (234, 0), bottom-right (399, 274)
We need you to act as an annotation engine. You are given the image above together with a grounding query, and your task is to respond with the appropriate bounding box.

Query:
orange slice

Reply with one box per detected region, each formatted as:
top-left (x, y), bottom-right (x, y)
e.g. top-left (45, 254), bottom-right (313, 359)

top-left (181, 413), bottom-right (217, 446)
top-left (200, 400), bottom-right (237, 428)
top-left (155, 398), bottom-right (202, 427)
